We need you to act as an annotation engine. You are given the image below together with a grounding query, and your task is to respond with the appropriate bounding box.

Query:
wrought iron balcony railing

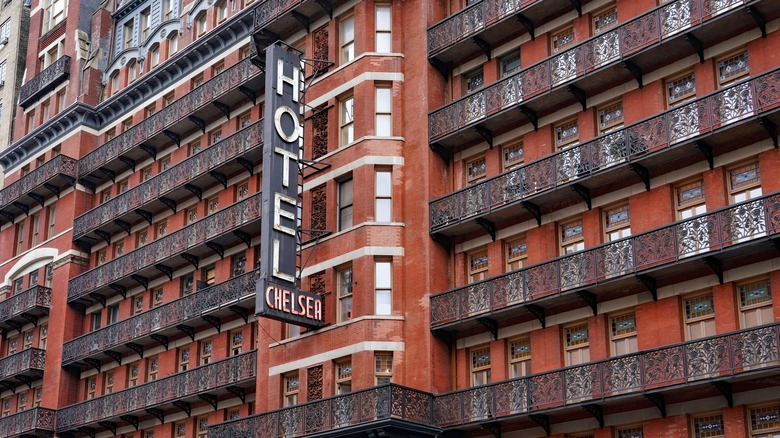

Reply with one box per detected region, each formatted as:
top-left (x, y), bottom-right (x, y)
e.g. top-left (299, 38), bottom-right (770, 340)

top-left (0, 348), bottom-right (45, 389)
top-left (19, 56), bottom-right (71, 108)
top-left (62, 270), bottom-right (258, 366)
top-left (434, 323), bottom-right (780, 426)
top-left (0, 286), bottom-right (52, 332)
top-left (73, 120), bottom-right (264, 241)
top-left (209, 384), bottom-right (436, 438)
top-left (0, 155), bottom-right (76, 225)
top-left (0, 407), bottom-right (56, 437)
top-left (431, 191), bottom-right (780, 328)
top-left (67, 192), bottom-right (262, 304)
top-left (428, 0), bottom-right (770, 143)
top-left (430, 67), bottom-right (780, 234)
top-left (56, 350), bottom-right (256, 432)
top-left (78, 58), bottom-right (261, 182)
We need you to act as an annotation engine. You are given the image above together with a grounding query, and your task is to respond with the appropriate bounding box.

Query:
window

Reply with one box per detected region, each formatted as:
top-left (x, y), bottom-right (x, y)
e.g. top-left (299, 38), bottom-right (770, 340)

top-left (23, 330), bottom-right (33, 349)
top-left (57, 90), bottom-right (66, 112)
top-left (149, 45), bottom-right (160, 67)
top-left (666, 71), bottom-right (696, 106)
top-left (153, 288), bottom-right (163, 307)
top-left (597, 100), bottom-right (624, 134)
top-left (228, 329), bottom-right (244, 356)
top-left (127, 362), bottom-right (140, 386)
top-left (470, 346), bottom-right (491, 385)
top-left (505, 238), bottom-right (526, 271)
top-left (104, 372), bottom-right (115, 394)
top-left (728, 161), bottom-right (762, 203)
top-left (336, 358), bottom-right (352, 393)
top-left (175, 422), bottom-right (186, 438)
top-left (466, 155), bottom-right (486, 184)
top-left (155, 220), bottom-right (167, 238)
top-left (29, 270), bottom-right (39, 288)
top-left (0, 61), bottom-right (7, 84)
top-left (499, 52), bottom-right (520, 77)
top-left (210, 129), bottom-right (222, 144)
top-left (610, 313), bottom-right (637, 355)
top-left (145, 104), bottom-right (156, 118)
top-left (0, 20), bottom-right (10, 43)
top-left (283, 372), bottom-right (299, 406)
top-left (196, 415), bottom-right (209, 438)
top-left (87, 377), bottom-right (97, 399)
top-left (508, 337), bottom-right (531, 377)
top-left (340, 14), bottom-right (355, 63)
top-left (375, 260), bottom-right (392, 315)
top-left (375, 170), bottom-right (392, 222)
top-left (676, 180), bottom-right (706, 219)
top-left (169, 34), bottom-right (178, 54)
top-left (192, 73), bottom-right (204, 88)
top-left (189, 140), bottom-right (202, 156)
top-left (114, 241), bottom-right (124, 256)
top-left (684, 293), bottom-right (716, 340)
top-left (232, 254), bottom-right (247, 276)
top-left (338, 267), bottom-right (353, 322)
top-left (137, 229), bottom-right (148, 246)
top-left (141, 167), bottom-right (152, 181)
top-left (340, 95), bottom-right (354, 146)
top-left (502, 142), bottom-right (524, 170)
top-left (26, 110), bottom-right (36, 132)
top-left (90, 310), bottom-right (102, 331)
top-left (604, 204), bottom-right (631, 241)
top-left (163, 0), bottom-right (174, 20)
top-left (200, 339), bottom-right (213, 364)
top-left (147, 355), bottom-right (159, 380)
top-left (6, 336), bottom-right (17, 354)
top-left (468, 249), bottom-right (489, 282)
top-left (717, 50), bottom-right (749, 87)
top-left (181, 274), bottom-right (194, 295)
top-left (592, 5), bottom-right (618, 33)
top-left (31, 214), bottom-right (41, 246)
top-left (38, 325), bottom-right (48, 350)
top-left (132, 294), bottom-right (144, 315)
top-left (749, 404), bottom-right (780, 437)
top-left (123, 20), bottom-right (134, 49)
top-left (616, 426), bottom-right (643, 438)
top-left (202, 264), bottom-right (216, 286)
top-left (101, 189), bottom-right (112, 204)
top-left (375, 353), bottom-right (393, 384)
top-left (564, 322), bottom-right (590, 366)
top-left (187, 207), bottom-right (198, 224)
top-left (195, 13), bottom-right (207, 37)
top-left (739, 279), bottom-right (773, 328)
top-left (140, 7), bottom-right (150, 41)
top-left (692, 413), bottom-right (724, 438)
top-left (122, 117), bottom-right (133, 132)
top-left (1, 398), bottom-right (9, 416)
top-left (465, 68), bottom-right (484, 94)
top-left (551, 26), bottom-right (574, 53)
top-left (43, 0), bottom-right (66, 33)
top-left (107, 304), bottom-right (119, 324)
top-left (338, 178), bottom-right (353, 230)
top-left (178, 347), bottom-right (190, 371)
top-left (375, 86), bottom-right (392, 136)
top-left (238, 112), bottom-right (252, 129)
top-left (560, 219), bottom-right (584, 254)
top-left (216, 0), bottom-right (227, 22)
top-left (375, 4), bottom-right (391, 52)
top-left (15, 221), bottom-right (24, 254)
top-left (208, 196), bottom-right (219, 215)
top-left (118, 179), bottom-right (129, 193)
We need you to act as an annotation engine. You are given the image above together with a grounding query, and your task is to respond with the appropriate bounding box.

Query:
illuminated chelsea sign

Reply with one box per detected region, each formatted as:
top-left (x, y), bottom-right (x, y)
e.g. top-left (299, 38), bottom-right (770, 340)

top-left (256, 43), bottom-right (324, 329)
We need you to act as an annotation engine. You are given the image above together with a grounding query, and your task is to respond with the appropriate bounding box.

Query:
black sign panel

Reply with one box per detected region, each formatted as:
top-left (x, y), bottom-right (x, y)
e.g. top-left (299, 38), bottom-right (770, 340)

top-left (256, 43), bottom-right (324, 328)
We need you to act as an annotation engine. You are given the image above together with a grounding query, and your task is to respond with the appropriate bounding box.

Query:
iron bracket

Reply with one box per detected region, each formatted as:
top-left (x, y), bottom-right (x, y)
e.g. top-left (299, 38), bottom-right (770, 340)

top-left (83, 358), bottom-right (102, 372)
top-left (28, 193), bottom-right (45, 208)
top-left (199, 393), bottom-right (219, 411)
top-left (230, 305), bottom-right (249, 323)
top-left (238, 86), bottom-right (257, 105)
top-left (98, 421), bottom-right (117, 436)
top-left (173, 400), bottom-right (192, 417)
top-left (140, 143), bottom-right (157, 160)
top-left (16, 374), bottom-right (33, 389)
top-left (185, 183), bottom-right (203, 201)
top-left (432, 329), bottom-right (453, 348)
top-left (582, 404), bottom-right (604, 428)
top-left (430, 142), bottom-right (451, 162)
top-left (0, 381), bottom-right (15, 393)
top-left (105, 350), bottom-right (122, 366)
top-left (472, 36), bottom-right (491, 60)
top-left (759, 117), bottom-right (778, 148)
top-left (227, 386), bottom-right (247, 403)
top-left (747, 5), bottom-right (767, 38)
top-left (474, 125), bottom-right (494, 149)
top-left (13, 201), bottom-right (29, 216)
top-left (89, 292), bottom-right (106, 308)
top-left (429, 58), bottom-right (450, 81)
top-left (188, 116), bottom-right (206, 134)
top-left (695, 140), bottom-right (714, 169)
top-left (569, 0), bottom-right (582, 16)
top-left (155, 264), bottom-right (174, 281)
top-left (314, 0), bottom-right (332, 17)
top-left (94, 230), bottom-right (111, 244)
top-left (475, 217), bottom-right (496, 242)
top-left (99, 167), bottom-right (116, 183)
top-left (237, 157), bottom-right (255, 175)
top-left (213, 101), bottom-right (231, 119)
top-left (481, 422), bottom-right (501, 438)
top-left (163, 129), bottom-right (181, 147)
top-left (529, 413), bottom-right (551, 436)
top-left (645, 393), bottom-right (666, 418)
top-left (515, 14), bottom-right (534, 39)
top-left (131, 274), bottom-right (149, 290)
top-left (43, 182), bottom-right (61, 198)
top-left (134, 209), bottom-right (153, 225)
top-left (637, 274), bottom-right (657, 301)
top-left (711, 380), bottom-right (733, 408)
top-left (291, 10), bottom-right (310, 32)
top-left (234, 230), bottom-right (252, 248)
top-left (78, 178), bottom-right (96, 193)
top-left (202, 314), bottom-right (221, 332)
top-left (519, 105), bottom-right (538, 131)
top-left (146, 407), bottom-right (165, 424)
top-left (5, 320), bottom-right (22, 334)
top-left (571, 183), bottom-right (591, 209)
top-left (521, 201), bottom-right (542, 226)
top-left (704, 256), bottom-right (724, 284)
top-left (525, 304), bottom-right (546, 328)
top-left (622, 60), bottom-right (643, 89)
top-left (629, 162), bottom-right (650, 191)
top-left (209, 171), bottom-right (228, 189)
top-left (567, 85), bottom-right (586, 111)
top-left (206, 241), bottom-right (225, 259)
top-left (177, 324), bottom-right (196, 341)
top-left (150, 334), bottom-right (169, 350)
top-left (19, 312), bottom-right (38, 327)
top-left (125, 342), bottom-right (144, 358)
top-left (0, 210), bottom-right (14, 224)
top-left (109, 284), bottom-right (128, 299)
top-left (477, 317), bottom-right (499, 340)
top-left (120, 415), bottom-right (139, 430)
top-left (577, 290), bottom-right (598, 315)
top-left (181, 253), bottom-right (199, 269)
top-left (684, 33), bottom-right (705, 63)
top-left (160, 197), bottom-right (177, 213)
top-left (118, 156), bottom-right (136, 172)
top-left (77, 427), bottom-right (96, 438)
top-left (431, 233), bottom-right (452, 253)
top-left (114, 219), bottom-right (132, 235)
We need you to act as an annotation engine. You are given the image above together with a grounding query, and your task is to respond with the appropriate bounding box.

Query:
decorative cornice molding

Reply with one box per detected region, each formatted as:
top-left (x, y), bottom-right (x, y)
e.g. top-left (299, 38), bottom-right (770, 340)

top-left (52, 255), bottom-right (89, 270)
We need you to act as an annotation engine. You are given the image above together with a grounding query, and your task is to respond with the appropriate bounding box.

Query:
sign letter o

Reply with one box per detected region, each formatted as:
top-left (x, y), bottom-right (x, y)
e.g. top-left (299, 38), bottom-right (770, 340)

top-left (274, 106), bottom-right (300, 143)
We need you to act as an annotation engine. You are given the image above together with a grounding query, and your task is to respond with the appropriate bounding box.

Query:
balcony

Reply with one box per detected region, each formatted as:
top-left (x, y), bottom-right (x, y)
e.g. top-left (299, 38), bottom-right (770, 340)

top-left (428, 0), bottom-right (577, 63)
top-left (73, 120), bottom-right (264, 244)
top-left (56, 350), bottom-right (256, 435)
top-left (0, 407), bottom-right (56, 438)
top-left (0, 155), bottom-right (77, 226)
top-left (431, 191), bottom-right (780, 332)
top-left (67, 192), bottom-right (262, 305)
top-left (433, 324), bottom-right (780, 433)
top-left (252, 0), bottom-right (350, 53)
top-left (62, 270), bottom-right (258, 367)
top-left (78, 58), bottom-right (263, 190)
top-left (428, 0), bottom-right (780, 148)
top-left (18, 56), bottom-right (71, 108)
top-left (0, 348), bottom-right (46, 391)
top-left (430, 67), bottom-right (780, 236)
top-left (0, 286), bottom-right (52, 333)
top-left (209, 384), bottom-right (440, 438)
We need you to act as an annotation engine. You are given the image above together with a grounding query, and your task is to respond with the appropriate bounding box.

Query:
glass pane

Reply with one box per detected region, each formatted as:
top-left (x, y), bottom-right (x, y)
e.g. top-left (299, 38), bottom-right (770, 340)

top-left (376, 6), bottom-right (391, 30)
top-left (375, 262), bottom-right (392, 288)
top-left (376, 88), bottom-right (392, 112)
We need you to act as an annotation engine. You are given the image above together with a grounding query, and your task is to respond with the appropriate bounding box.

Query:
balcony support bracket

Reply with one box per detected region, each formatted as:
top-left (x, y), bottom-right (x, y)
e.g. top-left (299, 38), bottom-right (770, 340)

top-left (623, 60), bottom-right (644, 89)
top-left (78, 178), bottom-right (97, 193)
top-left (747, 6), bottom-right (767, 38)
top-left (472, 36), bottom-right (491, 60)
top-left (164, 130), bottom-right (182, 147)
top-left (227, 386), bottom-right (247, 403)
top-left (314, 0), bottom-right (332, 17)
top-left (291, 10), bottom-right (310, 32)
top-left (567, 85), bottom-right (586, 111)
top-left (114, 219), bottom-right (132, 235)
top-left (77, 427), bottom-right (97, 438)
top-left (0, 210), bottom-right (14, 224)
top-left (481, 422), bottom-right (502, 438)
top-left (6, 320), bottom-right (22, 334)
top-left (135, 209), bottom-right (153, 225)
top-left (685, 33), bottom-right (705, 64)
top-left (13, 201), bottom-right (29, 217)
top-left (28, 193), bottom-right (45, 208)
top-left (525, 304), bottom-right (546, 328)
top-left (637, 275), bottom-right (657, 301)
top-left (213, 101), bottom-right (231, 119)
top-left (516, 14), bottom-right (535, 40)
top-left (83, 358), bottom-right (101, 372)
top-left (119, 156), bottom-right (136, 172)
top-left (206, 241), bottom-right (225, 259)
top-left (199, 393), bottom-right (219, 411)
top-left (238, 86), bottom-right (257, 105)
top-left (237, 157), bottom-right (255, 175)
top-left (209, 171), bottom-right (228, 189)
top-left (120, 415), bottom-right (140, 430)
top-left (230, 305), bottom-right (250, 323)
top-left (430, 142), bottom-right (451, 162)
top-left (432, 329), bottom-right (453, 349)
top-left (234, 230), bottom-right (252, 248)
top-left (189, 116), bottom-right (206, 134)
top-left (582, 404), bottom-right (604, 428)
top-left (704, 256), bottom-right (724, 284)
top-left (202, 315), bottom-right (221, 332)
top-left (98, 421), bottom-right (117, 436)
top-left (140, 143), bottom-right (157, 160)
top-left (571, 183), bottom-right (592, 209)
top-left (431, 233), bottom-right (452, 253)
top-left (711, 380), bottom-right (733, 407)
top-left (155, 264), bottom-right (174, 281)
top-left (126, 342), bottom-right (144, 359)
top-left (173, 400), bottom-right (192, 417)
top-left (160, 197), bottom-right (177, 213)
top-left (474, 125), bottom-right (494, 149)
top-left (181, 253), bottom-right (199, 269)
top-left (569, 0), bottom-right (582, 16)
top-left (185, 183), bottom-right (203, 201)
top-left (645, 393), bottom-right (667, 418)
top-left (99, 167), bottom-right (116, 183)
top-left (16, 374), bottom-right (33, 389)
top-left (629, 163), bottom-right (650, 191)
top-left (146, 407), bottom-right (165, 424)
top-left (177, 324), bottom-right (196, 341)
top-left (475, 218), bottom-right (496, 242)
top-left (43, 182), bottom-right (61, 198)
top-left (150, 334), bottom-right (169, 350)
top-left (577, 290), bottom-right (598, 315)
top-left (521, 201), bottom-right (542, 226)
top-left (109, 284), bottom-right (127, 299)
top-left (695, 141), bottom-right (714, 169)
top-left (477, 317), bottom-right (499, 340)
top-left (519, 105), bottom-right (538, 131)
top-left (95, 230), bottom-right (111, 244)
top-left (429, 58), bottom-right (450, 81)
top-left (131, 274), bottom-right (149, 290)
top-left (19, 312), bottom-right (38, 327)
top-left (529, 414), bottom-right (551, 436)
top-left (89, 292), bottom-right (107, 307)
top-left (0, 381), bottom-right (15, 393)
top-left (759, 117), bottom-right (778, 148)
top-left (105, 350), bottom-right (122, 366)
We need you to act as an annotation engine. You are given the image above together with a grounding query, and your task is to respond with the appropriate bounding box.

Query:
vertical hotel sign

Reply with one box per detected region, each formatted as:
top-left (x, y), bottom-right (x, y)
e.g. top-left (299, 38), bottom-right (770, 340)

top-left (256, 43), bottom-right (324, 329)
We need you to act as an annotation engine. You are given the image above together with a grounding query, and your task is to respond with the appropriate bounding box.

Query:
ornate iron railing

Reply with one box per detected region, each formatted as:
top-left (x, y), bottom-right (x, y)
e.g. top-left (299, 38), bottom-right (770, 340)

top-left (434, 323), bottom-right (780, 425)
top-left (67, 192), bottom-right (262, 303)
top-left (0, 407), bottom-right (56, 437)
top-left (18, 56), bottom-right (71, 107)
top-left (0, 348), bottom-right (45, 382)
top-left (78, 58), bottom-right (261, 178)
top-left (254, 0), bottom-right (301, 30)
top-left (0, 286), bottom-right (51, 324)
top-left (431, 191), bottom-right (780, 327)
top-left (73, 121), bottom-right (264, 240)
top-left (428, 0), bottom-right (753, 141)
top-left (430, 67), bottom-right (780, 232)
top-left (62, 270), bottom-right (259, 365)
top-left (209, 384), bottom-right (434, 438)
top-left (56, 350), bottom-right (257, 431)
top-left (0, 155), bottom-right (77, 211)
